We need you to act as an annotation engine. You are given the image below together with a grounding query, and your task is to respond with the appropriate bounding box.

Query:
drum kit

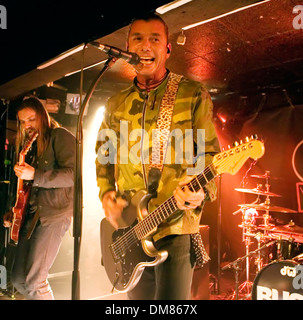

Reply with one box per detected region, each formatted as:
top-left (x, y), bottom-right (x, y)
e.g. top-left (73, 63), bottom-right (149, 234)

top-left (222, 171), bottom-right (303, 300)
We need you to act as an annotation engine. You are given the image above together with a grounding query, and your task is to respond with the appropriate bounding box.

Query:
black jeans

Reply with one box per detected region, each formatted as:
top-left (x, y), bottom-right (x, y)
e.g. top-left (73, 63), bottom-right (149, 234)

top-left (127, 234), bottom-right (195, 300)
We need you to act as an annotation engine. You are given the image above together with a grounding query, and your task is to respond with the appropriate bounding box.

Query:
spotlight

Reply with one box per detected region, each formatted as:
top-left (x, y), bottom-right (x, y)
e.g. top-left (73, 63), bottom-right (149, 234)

top-left (177, 30), bottom-right (186, 46)
top-left (156, 0), bottom-right (192, 14)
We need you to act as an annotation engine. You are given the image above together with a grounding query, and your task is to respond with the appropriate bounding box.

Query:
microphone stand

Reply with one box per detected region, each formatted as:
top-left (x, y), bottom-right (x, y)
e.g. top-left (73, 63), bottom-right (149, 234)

top-left (222, 240), bottom-right (276, 300)
top-left (72, 56), bottom-right (117, 300)
top-left (216, 174), bottom-right (222, 294)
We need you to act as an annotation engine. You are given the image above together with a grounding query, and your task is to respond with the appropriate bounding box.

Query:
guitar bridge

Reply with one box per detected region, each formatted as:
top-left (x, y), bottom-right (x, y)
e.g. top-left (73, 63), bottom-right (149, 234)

top-left (110, 243), bottom-right (125, 264)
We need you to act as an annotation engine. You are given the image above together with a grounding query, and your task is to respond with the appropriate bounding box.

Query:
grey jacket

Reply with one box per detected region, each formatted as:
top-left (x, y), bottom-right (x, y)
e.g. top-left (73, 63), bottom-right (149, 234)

top-left (31, 127), bottom-right (75, 225)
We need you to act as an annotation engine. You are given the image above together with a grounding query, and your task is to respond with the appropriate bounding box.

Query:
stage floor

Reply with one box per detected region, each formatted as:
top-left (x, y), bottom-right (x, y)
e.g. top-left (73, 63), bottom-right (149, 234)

top-left (0, 266), bottom-right (242, 301)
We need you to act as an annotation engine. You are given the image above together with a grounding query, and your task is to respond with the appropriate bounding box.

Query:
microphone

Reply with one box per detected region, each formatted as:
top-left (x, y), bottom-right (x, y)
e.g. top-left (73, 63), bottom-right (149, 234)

top-left (90, 42), bottom-right (140, 65)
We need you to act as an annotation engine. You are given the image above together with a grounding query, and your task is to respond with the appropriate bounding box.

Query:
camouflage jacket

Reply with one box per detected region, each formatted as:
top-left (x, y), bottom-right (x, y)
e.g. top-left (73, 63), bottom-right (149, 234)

top-left (95, 71), bottom-right (220, 241)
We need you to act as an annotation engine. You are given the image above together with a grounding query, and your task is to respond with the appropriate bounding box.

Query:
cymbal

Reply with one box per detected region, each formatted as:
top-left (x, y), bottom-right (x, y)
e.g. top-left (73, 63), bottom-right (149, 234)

top-left (275, 224), bottom-right (303, 234)
top-left (235, 188), bottom-right (281, 197)
top-left (238, 203), bottom-right (297, 213)
top-left (257, 223), bottom-right (303, 243)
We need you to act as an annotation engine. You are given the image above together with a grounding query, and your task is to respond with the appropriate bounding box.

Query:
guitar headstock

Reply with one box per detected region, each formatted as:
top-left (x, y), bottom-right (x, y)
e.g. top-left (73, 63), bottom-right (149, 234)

top-left (213, 135), bottom-right (265, 176)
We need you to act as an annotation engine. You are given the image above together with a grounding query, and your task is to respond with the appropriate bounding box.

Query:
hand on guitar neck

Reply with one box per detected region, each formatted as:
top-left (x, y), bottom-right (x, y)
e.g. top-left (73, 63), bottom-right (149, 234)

top-left (14, 162), bottom-right (35, 180)
top-left (173, 175), bottom-right (206, 210)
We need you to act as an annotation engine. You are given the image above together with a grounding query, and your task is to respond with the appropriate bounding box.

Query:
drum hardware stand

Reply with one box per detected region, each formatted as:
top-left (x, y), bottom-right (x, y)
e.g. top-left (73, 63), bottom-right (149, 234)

top-left (216, 174), bottom-right (222, 295)
top-left (287, 238), bottom-right (295, 259)
top-left (260, 174), bottom-right (274, 229)
top-left (236, 205), bottom-right (260, 298)
top-left (254, 232), bottom-right (264, 272)
top-left (276, 236), bottom-right (283, 260)
top-left (221, 260), bottom-right (242, 300)
top-left (222, 240), bottom-right (277, 300)
top-left (239, 230), bottom-right (253, 297)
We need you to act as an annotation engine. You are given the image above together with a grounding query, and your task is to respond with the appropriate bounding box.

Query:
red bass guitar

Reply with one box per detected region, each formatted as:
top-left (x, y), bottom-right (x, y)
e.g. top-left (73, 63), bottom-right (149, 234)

top-left (11, 131), bottom-right (38, 243)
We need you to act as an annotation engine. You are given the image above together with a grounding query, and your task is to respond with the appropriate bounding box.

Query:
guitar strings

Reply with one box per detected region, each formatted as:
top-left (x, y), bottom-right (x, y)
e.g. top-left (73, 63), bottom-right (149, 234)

top-left (111, 159), bottom-right (224, 257)
top-left (110, 161), bottom-right (220, 257)
top-left (111, 195), bottom-right (178, 257)
top-left (110, 164), bottom-right (214, 257)
top-left (113, 142), bottom-right (258, 256)
top-left (111, 152), bottom-right (242, 257)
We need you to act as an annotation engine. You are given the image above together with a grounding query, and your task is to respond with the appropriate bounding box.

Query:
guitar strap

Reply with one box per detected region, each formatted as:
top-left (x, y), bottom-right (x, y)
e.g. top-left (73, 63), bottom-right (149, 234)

top-left (26, 211), bottom-right (40, 240)
top-left (147, 72), bottom-right (182, 195)
top-left (149, 72), bottom-right (182, 172)
top-left (147, 72), bottom-right (210, 268)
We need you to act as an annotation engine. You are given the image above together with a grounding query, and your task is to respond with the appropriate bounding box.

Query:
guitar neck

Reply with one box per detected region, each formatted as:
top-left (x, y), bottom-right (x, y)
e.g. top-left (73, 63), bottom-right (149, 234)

top-left (134, 163), bottom-right (217, 240)
top-left (16, 153), bottom-right (26, 191)
top-left (15, 131), bottom-right (38, 192)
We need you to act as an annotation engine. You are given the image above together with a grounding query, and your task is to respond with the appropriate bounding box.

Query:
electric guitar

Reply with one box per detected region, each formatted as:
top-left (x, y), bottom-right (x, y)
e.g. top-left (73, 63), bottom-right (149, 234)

top-left (11, 131), bottom-right (38, 243)
top-left (100, 136), bottom-right (265, 292)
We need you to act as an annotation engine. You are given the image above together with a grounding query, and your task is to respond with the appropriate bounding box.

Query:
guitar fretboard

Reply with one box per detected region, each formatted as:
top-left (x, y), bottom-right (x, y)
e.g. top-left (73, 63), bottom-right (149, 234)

top-left (134, 163), bottom-right (216, 239)
top-left (111, 163), bottom-right (217, 260)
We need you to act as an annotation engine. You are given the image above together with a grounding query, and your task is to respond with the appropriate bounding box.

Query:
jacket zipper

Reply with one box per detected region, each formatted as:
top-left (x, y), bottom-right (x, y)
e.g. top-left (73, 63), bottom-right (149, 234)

top-left (140, 93), bottom-right (149, 189)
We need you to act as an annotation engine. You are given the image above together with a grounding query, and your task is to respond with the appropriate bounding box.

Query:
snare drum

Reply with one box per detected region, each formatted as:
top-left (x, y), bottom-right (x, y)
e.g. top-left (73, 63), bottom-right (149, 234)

top-left (252, 260), bottom-right (303, 300)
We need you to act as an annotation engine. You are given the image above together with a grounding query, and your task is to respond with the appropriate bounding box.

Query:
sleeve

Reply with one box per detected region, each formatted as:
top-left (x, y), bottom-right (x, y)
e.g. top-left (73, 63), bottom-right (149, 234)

top-left (192, 86), bottom-right (221, 202)
top-left (95, 105), bottom-right (116, 201)
top-left (33, 128), bottom-right (75, 188)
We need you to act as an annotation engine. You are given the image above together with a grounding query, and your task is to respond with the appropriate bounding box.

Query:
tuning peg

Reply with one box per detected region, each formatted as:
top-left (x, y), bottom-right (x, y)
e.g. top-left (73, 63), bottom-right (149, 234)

top-left (233, 141), bottom-right (239, 147)
top-left (245, 136), bottom-right (250, 142)
top-left (228, 145), bottom-right (231, 149)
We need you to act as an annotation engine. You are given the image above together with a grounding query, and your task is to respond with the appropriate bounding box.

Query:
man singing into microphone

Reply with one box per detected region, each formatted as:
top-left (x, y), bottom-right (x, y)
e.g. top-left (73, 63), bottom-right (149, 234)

top-left (95, 13), bottom-right (220, 300)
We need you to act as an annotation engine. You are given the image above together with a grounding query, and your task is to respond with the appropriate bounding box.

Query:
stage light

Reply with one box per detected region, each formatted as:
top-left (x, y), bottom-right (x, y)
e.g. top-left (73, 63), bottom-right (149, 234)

top-left (37, 44), bottom-right (86, 70)
top-left (83, 106), bottom-right (105, 179)
top-left (177, 30), bottom-right (186, 46)
top-left (182, 0), bottom-right (271, 30)
top-left (217, 112), bottom-right (227, 124)
top-left (156, 0), bottom-right (192, 14)
top-left (64, 60), bottom-right (107, 77)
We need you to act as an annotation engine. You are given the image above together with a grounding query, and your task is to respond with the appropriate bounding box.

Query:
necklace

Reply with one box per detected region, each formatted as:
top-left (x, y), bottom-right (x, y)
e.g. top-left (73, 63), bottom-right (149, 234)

top-left (136, 70), bottom-right (168, 92)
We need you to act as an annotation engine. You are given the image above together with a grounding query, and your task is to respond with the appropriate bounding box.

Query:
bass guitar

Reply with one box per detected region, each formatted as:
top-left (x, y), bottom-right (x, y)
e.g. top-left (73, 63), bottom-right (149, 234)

top-left (100, 136), bottom-right (265, 292)
top-left (11, 131), bottom-right (38, 243)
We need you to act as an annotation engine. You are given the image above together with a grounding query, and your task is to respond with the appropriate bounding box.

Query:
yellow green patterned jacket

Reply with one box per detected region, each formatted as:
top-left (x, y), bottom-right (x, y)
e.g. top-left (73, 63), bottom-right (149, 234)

top-left (95, 71), bottom-right (220, 241)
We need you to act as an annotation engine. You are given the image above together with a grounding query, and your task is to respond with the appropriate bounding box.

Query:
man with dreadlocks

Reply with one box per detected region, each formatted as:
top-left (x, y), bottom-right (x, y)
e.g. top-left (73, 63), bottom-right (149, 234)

top-left (3, 97), bottom-right (75, 300)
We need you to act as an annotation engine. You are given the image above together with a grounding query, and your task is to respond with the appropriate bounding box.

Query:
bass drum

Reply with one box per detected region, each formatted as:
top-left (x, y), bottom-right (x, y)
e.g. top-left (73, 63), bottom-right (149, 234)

top-left (252, 260), bottom-right (303, 300)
